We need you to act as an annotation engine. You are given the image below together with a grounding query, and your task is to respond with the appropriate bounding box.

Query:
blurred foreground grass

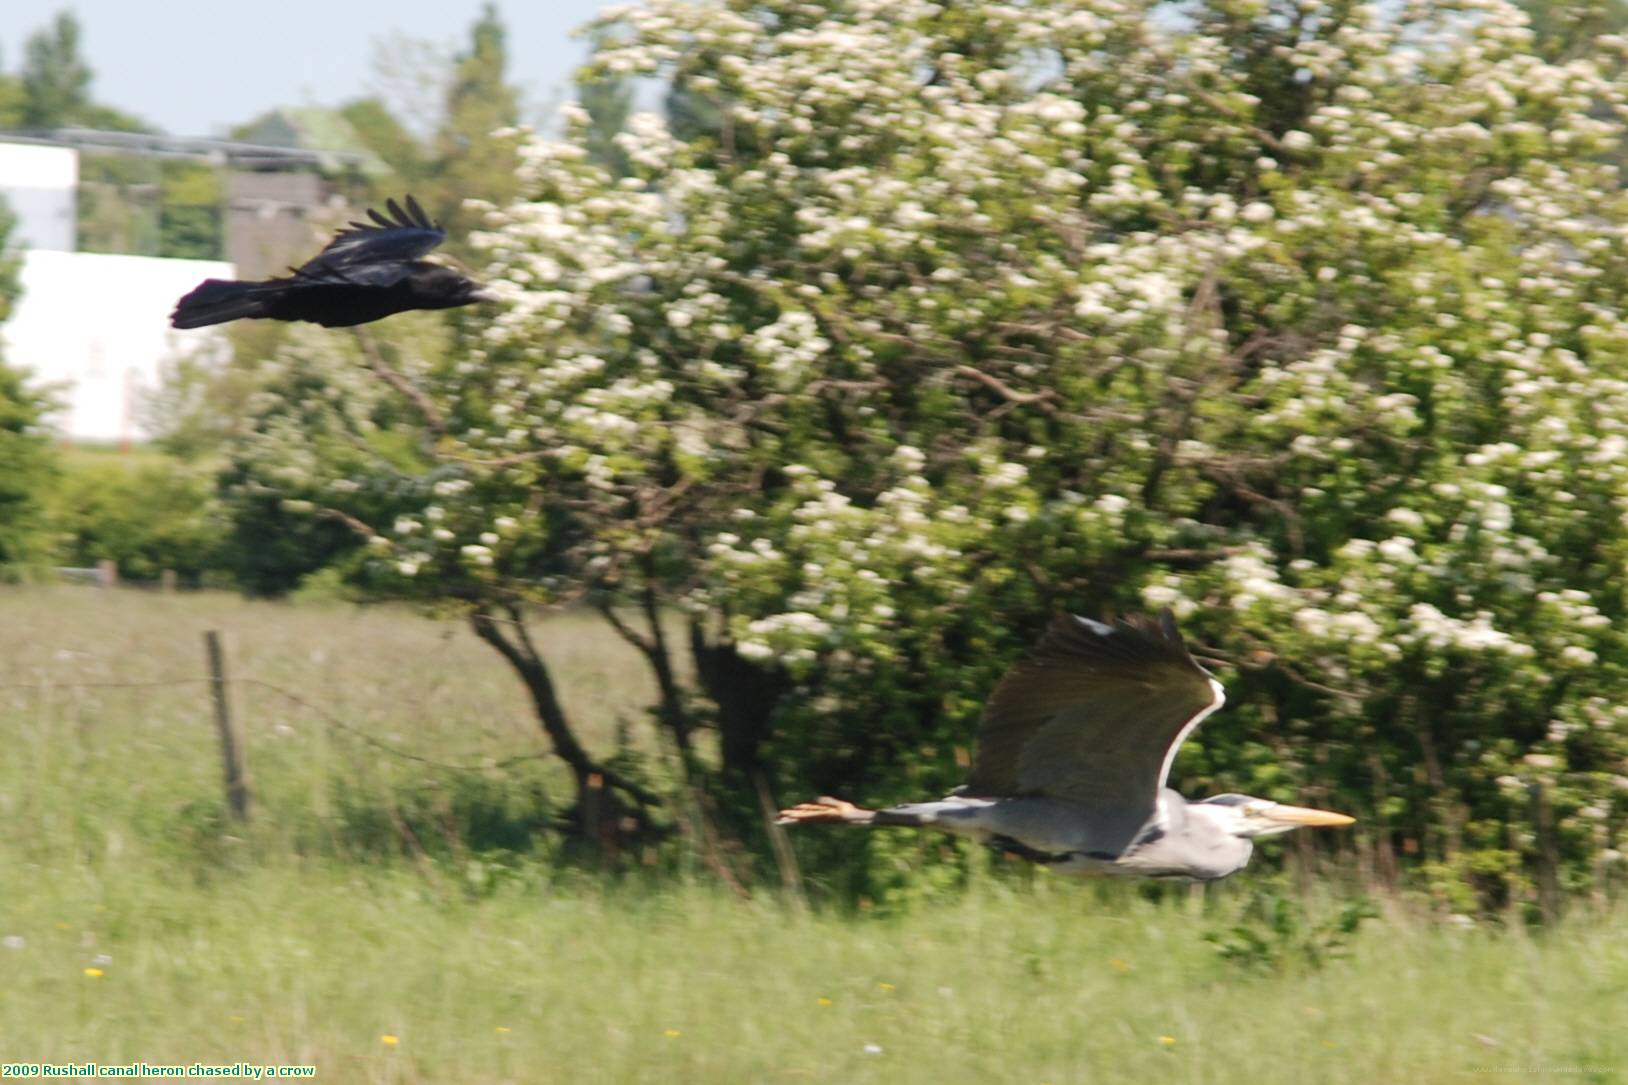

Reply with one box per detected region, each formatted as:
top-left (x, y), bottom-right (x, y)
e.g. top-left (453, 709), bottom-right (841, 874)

top-left (2, 865), bottom-right (1625, 1083)
top-left (2, 588), bottom-right (1625, 1083)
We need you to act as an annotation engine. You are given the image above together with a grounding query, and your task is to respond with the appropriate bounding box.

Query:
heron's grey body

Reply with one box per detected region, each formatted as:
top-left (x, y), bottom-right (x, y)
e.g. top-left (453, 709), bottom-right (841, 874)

top-left (779, 611), bottom-right (1352, 882)
top-left (861, 789), bottom-right (1255, 881)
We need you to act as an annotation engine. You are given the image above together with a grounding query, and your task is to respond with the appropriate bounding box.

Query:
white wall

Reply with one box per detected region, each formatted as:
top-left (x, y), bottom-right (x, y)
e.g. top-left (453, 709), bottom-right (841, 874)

top-left (0, 142), bottom-right (78, 252)
top-left (2, 250), bottom-right (233, 443)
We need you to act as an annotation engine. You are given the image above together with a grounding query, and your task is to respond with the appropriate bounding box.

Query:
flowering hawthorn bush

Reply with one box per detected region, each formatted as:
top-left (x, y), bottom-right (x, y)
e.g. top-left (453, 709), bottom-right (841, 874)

top-left (226, 0), bottom-right (1628, 907)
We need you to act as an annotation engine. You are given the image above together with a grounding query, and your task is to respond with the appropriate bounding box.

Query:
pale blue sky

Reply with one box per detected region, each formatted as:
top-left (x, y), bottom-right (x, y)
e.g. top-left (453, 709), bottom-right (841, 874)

top-left (1, 1), bottom-right (618, 136)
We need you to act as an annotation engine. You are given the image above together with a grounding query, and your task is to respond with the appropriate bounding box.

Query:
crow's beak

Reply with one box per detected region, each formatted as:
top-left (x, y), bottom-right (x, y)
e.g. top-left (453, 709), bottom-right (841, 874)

top-left (469, 284), bottom-right (501, 303)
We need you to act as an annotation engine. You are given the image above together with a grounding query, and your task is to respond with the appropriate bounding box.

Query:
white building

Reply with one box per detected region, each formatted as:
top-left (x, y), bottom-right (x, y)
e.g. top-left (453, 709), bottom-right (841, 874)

top-left (1, 142), bottom-right (77, 251)
top-left (5, 250), bottom-right (232, 443)
top-left (1, 140), bottom-right (233, 443)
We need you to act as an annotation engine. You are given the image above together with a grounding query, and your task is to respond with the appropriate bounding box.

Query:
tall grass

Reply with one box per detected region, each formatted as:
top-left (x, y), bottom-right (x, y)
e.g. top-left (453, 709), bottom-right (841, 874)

top-left (0, 587), bottom-right (666, 865)
top-left (4, 863), bottom-right (1625, 1084)
top-left (2, 587), bottom-right (1624, 1083)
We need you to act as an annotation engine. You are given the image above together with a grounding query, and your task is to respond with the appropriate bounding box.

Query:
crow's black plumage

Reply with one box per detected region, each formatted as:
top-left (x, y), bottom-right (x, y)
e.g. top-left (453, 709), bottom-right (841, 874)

top-left (170, 195), bottom-right (495, 329)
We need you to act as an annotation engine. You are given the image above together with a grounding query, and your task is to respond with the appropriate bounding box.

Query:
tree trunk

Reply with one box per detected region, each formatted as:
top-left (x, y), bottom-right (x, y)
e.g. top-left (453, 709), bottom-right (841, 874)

top-left (638, 557), bottom-right (692, 754)
top-left (595, 567), bottom-right (700, 775)
top-left (689, 616), bottom-right (791, 782)
top-left (470, 602), bottom-right (657, 847)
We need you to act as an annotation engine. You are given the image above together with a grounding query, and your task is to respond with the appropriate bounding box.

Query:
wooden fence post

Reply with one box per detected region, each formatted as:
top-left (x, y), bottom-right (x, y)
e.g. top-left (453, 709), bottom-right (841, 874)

top-left (204, 631), bottom-right (249, 821)
top-left (96, 559), bottom-right (118, 588)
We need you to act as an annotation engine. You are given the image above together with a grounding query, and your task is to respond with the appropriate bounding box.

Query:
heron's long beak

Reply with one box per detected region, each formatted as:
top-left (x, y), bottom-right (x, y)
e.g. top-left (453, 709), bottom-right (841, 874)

top-left (1267, 803), bottom-right (1356, 828)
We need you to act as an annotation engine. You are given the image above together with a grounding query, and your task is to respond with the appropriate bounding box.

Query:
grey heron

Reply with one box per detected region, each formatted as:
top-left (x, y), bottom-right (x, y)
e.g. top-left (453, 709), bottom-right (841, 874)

top-left (778, 610), bottom-right (1354, 881)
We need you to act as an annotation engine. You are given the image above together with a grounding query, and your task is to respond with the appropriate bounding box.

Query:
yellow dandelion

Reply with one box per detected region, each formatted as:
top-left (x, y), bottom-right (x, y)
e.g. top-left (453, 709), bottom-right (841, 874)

top-left (495, 1026), bottom-right (511, 1034)
top-left (56, 922), bottom-right (70, 930)
top-left (229, 1016), bottom-right (245, 1024)
top-left (816, 997), bottom-right (833, 1007)
top-left (1158, 1035), bottom-right (1176, 1046)
top-left (878, 982), bottom-right (895, 992)
top-left (664, 1029), bottom-right (681, 1038)
top-left (83, 967), bottom-right (104, 978)
top-left (1109, 958), bottom-right (1131, 974)
top-left (380, 1035), bottom-right (400, 1046)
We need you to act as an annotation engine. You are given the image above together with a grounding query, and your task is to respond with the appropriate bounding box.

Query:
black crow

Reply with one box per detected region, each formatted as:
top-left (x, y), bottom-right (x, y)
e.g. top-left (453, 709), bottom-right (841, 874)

top-left (170, 195), bottom-right (495, 329)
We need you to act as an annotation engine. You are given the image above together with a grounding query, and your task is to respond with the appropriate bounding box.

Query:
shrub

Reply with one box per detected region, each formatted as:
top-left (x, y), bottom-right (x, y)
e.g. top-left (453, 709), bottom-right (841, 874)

top-left (222, 0), bottom-right (1628, 906)
top-left (47, 452), bottom-right (225, 584)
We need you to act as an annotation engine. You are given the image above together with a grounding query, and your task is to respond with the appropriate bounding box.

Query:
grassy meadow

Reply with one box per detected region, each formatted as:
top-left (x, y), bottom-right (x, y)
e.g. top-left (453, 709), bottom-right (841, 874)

top-left (2, 587), bottom-right (1626, 1083)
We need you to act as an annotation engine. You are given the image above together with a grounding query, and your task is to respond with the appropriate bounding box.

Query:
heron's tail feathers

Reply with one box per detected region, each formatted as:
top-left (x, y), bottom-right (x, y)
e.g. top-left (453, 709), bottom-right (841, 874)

top-left (777, 797), bottom-right (877, 826)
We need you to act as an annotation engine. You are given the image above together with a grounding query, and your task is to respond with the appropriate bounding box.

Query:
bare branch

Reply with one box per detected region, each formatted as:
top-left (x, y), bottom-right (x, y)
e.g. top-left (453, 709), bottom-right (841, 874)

top-left (1200, 463), bottom-right (1306, 554)
top-left (1141, 546), bottom-right (1239, 566)
top-left (953, 364), bottom-right (1058, 414)
top-left (597, 603), bottom-right (655, 656)
top-left (317, 507), bottom-right (378, 541)
top-left (471, 603), bottom-right (661, 809)
top-left (635, 477), bottom-right (696, 529)
top-left (353, 328), bottom-right (447, 435)
top-left (450, 450), bottom-right (554, 469)
top-left (1195, 643), bottom-right (1366, 704)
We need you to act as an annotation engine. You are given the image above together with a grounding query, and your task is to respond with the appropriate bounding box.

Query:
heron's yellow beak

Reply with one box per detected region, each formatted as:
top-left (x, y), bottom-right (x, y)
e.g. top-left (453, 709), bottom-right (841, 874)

top-left (1267, 803), bottom-right (1356, 828)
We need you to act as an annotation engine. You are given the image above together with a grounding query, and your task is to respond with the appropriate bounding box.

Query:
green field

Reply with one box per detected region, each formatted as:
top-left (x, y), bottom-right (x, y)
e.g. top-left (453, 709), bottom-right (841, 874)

top-left (2, 588), bottom-right (1625, 1083)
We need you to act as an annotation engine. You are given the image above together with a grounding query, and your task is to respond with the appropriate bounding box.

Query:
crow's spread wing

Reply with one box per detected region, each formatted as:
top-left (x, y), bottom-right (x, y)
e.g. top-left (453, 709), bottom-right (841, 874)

top-left (286, 195), bottom-right (446, 288)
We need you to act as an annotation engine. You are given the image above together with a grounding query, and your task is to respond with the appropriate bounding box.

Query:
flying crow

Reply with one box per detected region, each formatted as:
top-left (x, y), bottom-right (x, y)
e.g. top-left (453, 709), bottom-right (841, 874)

top-left (170, 195), bottom-right (495, 329)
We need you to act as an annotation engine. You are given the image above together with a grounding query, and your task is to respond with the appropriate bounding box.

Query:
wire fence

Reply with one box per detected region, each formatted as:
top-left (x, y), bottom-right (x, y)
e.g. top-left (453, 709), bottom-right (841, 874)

top-left (0, 645), bottom-right (554, 777)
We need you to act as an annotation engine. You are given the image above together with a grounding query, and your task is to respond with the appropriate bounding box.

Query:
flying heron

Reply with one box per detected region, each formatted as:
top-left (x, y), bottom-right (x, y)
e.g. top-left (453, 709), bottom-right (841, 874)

top-left (778, 610), bottom-right (1354, 881)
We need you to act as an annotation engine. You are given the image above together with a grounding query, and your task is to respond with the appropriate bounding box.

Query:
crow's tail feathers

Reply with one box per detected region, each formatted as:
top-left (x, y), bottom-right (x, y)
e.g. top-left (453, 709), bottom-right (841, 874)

top-left (170, 279), bottom-right (270, 329)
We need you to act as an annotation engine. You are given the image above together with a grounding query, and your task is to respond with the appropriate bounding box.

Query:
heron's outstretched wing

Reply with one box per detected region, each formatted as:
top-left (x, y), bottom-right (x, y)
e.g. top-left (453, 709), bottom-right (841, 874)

top-left (962, 610), bottom-right (1224, 849)
top-left (287, 195), bottom-right (446, 288)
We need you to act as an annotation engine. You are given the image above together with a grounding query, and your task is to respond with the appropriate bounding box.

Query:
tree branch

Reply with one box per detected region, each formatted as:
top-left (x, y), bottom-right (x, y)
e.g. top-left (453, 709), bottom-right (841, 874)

top-left (317, 507), bottom-right (378, 541)
top-left (470, 603), bottom-right (660, 810)
top-left (450, 450), bottom-right (554, 469)
top-left (953, 364), bottom-right (1058, 413)
top-left (597, 602), bottom-right (655, 656)
top-left (353, 328), bottom-right (447, 435)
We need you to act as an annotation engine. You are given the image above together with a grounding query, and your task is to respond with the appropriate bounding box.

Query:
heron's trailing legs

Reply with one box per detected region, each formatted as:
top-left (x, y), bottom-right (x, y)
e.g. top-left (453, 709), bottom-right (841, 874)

top-left (776, 797), bottom-right (941, 827)
top-left (777, 796), bottom-right (1074, 864)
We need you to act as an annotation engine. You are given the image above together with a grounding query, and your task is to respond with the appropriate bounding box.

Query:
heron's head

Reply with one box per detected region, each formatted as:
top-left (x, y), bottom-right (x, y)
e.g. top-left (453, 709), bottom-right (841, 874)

top-left (1197, 793), bottom-right (1356, 839)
